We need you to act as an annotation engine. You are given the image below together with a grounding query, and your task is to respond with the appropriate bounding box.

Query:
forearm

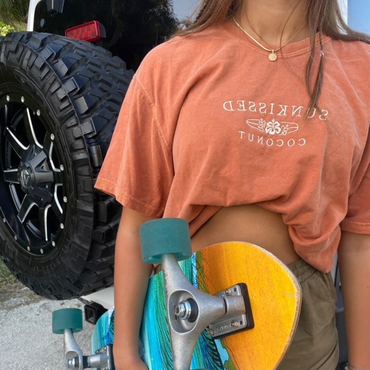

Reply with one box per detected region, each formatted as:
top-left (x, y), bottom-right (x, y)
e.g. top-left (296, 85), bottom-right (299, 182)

top-left (338, 231), bottom-right (370, 369)
top-left (113, 208), bottom-right (156, 366)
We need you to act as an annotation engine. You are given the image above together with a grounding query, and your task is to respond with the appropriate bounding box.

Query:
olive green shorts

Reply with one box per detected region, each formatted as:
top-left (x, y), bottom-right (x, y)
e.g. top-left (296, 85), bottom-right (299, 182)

top-left (277, 259), bottom-right (339, 370)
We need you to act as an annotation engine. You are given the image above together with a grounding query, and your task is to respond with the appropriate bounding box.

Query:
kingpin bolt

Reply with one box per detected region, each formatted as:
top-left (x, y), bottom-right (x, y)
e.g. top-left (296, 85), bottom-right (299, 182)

top-left (175, 301), bottom-right (192, 320)
top-left (67, 357), bottom-right (78, 368)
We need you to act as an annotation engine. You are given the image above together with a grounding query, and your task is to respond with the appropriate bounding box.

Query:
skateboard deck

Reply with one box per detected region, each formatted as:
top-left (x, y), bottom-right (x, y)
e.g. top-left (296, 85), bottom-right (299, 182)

top-left (92, 241), bottom-right (302, 369)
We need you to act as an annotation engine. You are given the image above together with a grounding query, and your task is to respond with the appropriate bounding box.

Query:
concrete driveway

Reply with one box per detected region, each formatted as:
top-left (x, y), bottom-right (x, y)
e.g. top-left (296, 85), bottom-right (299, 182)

top-left (0, 270), bottom-right (94, 370)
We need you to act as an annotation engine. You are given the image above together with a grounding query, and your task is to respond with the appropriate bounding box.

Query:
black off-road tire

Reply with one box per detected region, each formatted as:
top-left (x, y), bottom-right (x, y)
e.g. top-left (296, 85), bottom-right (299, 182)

top-left (0, 32), bottom-right (133, 299)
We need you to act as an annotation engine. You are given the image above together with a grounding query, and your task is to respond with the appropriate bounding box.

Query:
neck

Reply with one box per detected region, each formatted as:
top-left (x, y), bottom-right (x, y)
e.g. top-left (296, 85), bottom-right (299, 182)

top-left (237, 0), bottom-right (309, 48)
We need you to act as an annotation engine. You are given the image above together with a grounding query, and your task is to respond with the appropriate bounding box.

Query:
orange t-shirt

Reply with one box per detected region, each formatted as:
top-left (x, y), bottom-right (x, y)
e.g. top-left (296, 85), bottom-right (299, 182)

top-left (95, 20), bottom-right (370, 273)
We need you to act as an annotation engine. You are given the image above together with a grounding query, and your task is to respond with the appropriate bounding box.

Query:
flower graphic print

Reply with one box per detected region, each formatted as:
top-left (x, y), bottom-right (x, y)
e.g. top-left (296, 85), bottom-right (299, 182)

top-left (265, 119), bottom-right (282, 135)
top-left (247, 118), bottom-right (299, 136)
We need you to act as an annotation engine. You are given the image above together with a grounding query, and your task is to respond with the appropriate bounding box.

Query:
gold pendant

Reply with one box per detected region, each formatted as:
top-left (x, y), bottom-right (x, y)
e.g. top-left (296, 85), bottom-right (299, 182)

top-left (268, 51), bottom-right (277, 62)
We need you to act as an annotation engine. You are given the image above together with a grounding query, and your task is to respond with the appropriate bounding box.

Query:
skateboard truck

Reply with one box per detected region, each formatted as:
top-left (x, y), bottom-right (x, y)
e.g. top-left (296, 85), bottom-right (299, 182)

top-left (140, 219), bottom-right (254, 370)
top-left (173, 283), bottom-right (254, 339)
top-left (161, 254), bottom-right (253, 370)
top-left (52, 308), bottom-right (114, 370)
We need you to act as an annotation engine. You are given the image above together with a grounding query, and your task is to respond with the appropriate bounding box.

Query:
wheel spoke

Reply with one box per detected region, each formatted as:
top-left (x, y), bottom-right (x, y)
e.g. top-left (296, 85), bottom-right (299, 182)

top-left (24, 108), bottom-right (43, 149)
top-left (32, 185), bottom-right (53, 204)
top-left (47, 139), bottom-right (62, 176)
top-left (43, 132), bottom-right (52, 154)
top-left (53, 170), bottom-right (63, 185)
top-left (4, 127), bottom-right (28, 158)
top-left (3, 169), bottom-right (19, 184)
top-left (3, 103), bottom-right (9, 125)
top-left (28, 150), bottom-right (48, 170)
top-left (39, 205), bottom-right (51, 242)
top-left (51, 196), bottom-right (64, 222)
top-left (10, 217), bottom-right (32, 245)
top-left (18, 194), bottom-right (37, 223)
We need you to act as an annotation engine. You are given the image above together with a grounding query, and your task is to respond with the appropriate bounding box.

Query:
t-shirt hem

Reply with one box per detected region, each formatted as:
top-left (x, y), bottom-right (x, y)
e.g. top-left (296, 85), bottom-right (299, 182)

top-left (95, 178), bottom-right (164, 218)
top-left (340, 220), bottom-right (370, 235)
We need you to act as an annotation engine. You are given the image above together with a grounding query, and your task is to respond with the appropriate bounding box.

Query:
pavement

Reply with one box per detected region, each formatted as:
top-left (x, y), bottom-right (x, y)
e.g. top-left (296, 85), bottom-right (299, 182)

top-left (0, 283), bottom-right (94, 370)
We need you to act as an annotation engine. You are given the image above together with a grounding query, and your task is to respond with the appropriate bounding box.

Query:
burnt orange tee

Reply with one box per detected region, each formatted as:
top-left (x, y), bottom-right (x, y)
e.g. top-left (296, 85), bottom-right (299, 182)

top-left (95, 21), bottom-right (370, 273)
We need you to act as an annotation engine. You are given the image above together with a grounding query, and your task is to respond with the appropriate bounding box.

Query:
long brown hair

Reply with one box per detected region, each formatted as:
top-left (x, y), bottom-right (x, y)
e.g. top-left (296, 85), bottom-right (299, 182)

top-left (176, 0), bottom-right (370, 115)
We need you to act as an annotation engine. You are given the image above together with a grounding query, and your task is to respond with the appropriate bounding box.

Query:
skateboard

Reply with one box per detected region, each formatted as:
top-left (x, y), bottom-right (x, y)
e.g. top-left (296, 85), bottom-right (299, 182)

top-left (53, 218), bottom-right (302, 370)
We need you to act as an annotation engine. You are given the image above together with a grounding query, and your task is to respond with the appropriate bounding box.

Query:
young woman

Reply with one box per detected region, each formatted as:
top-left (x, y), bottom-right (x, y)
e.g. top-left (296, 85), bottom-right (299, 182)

top-left (95, 0), bottom-right (370, 369)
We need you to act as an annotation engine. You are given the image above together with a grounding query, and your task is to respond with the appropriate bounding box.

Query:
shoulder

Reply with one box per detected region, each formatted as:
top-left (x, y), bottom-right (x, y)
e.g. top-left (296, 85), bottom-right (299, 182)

top-left (326, 37), bottom-right (370, 66)
top-left (325, 37), bottom-right (370, 99)
top-left (134, 22), bottom-right (233, 86)
top-left (145, 23), bottom-right (230, 61)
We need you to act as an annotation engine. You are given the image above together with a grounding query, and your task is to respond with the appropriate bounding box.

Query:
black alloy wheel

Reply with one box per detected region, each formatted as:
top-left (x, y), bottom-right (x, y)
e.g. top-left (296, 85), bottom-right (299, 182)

top-left (1, 91), bottom-right (66, 256)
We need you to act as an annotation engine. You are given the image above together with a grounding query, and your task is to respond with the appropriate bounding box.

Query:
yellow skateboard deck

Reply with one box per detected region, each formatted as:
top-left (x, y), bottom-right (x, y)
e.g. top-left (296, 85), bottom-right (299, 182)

top-left (199, 242), bottom-right (302, 369)
top-left (139, 241), bottom-right (302, 369)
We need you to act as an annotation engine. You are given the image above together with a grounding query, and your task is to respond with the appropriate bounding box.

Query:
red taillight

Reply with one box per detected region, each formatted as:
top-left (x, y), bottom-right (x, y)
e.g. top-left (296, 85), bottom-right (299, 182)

top-left (65, 21), bottom-right (104, 42)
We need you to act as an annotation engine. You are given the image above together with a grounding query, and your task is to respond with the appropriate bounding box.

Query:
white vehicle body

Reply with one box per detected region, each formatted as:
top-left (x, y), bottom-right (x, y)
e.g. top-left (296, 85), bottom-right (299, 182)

top-left (27, 0), bottom-right (42, 31)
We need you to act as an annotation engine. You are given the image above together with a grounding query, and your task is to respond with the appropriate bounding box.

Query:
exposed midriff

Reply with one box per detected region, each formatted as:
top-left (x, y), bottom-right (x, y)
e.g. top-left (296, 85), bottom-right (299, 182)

top-left (191, 204), bottom-right (300, 266)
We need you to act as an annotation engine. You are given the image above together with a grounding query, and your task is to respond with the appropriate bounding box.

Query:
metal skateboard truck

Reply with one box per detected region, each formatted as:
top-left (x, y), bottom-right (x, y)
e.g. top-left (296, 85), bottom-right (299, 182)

top-left (140, 218), bottom-right (253, 370)
top-left (52, 308), bottom-right (114, 370)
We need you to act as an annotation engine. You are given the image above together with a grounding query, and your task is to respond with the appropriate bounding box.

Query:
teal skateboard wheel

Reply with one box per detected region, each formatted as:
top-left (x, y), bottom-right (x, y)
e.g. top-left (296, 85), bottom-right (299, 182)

top-left (52, 308), bottom-right (83, 334)
top-left (140, 218), bottom-right (192, 263)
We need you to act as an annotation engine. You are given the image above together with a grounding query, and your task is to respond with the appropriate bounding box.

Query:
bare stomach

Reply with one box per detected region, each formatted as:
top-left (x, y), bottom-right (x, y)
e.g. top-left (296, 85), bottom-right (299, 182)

top-left (191, 204), bottom-right (300, 266)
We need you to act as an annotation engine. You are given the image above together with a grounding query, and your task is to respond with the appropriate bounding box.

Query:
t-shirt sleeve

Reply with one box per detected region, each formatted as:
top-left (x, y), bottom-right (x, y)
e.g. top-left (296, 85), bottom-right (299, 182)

top-left (95, 76), bottom-right (174, 218)
top-left (341, 156), bottom-right (370, 235)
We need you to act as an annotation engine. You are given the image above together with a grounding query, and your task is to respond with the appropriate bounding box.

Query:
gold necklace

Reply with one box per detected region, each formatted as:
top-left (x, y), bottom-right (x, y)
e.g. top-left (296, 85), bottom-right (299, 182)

top-left (233, 17), bottom-right (306, 62)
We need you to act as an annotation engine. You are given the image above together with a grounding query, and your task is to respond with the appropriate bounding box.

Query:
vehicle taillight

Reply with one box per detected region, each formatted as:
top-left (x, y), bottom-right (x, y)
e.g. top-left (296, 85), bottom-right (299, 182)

top-left (65, 21), bottom-right (105, 42)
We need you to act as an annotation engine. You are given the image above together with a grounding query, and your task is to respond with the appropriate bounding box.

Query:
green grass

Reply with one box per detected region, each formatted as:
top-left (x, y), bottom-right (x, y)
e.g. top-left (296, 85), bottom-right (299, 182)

top-left (0, 260), bottom-right (45, 308)
top-left (0, 259), bottom-right (17, 286)
top-left (0, 259), bottom-right (31, 305)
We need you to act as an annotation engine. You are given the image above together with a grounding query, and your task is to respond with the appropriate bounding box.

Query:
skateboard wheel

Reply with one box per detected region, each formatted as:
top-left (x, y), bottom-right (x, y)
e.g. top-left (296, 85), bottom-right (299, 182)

top-left (140, 218), bottom-right (192, 263)
top-left (52, 308), bottom-right (83, 334)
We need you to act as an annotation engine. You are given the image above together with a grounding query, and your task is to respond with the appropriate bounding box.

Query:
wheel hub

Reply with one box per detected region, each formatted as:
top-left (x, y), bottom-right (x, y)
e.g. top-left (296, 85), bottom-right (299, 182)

top-left (18, 165), bottom-right (34, 193)
top-left (16, 146), bottom-right (55, 208)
